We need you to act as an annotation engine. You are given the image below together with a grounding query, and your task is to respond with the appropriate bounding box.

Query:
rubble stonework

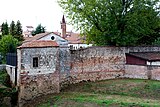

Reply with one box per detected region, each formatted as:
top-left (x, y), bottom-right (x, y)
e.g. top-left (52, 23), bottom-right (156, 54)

top-left (60, 47), bottom-right (126, 87)
top-left (18, 73), bottom-right (59, 106)
top-left (17, 46), bottom-right (60, 106)
top-left (17, 46), bottom-right (160, 106)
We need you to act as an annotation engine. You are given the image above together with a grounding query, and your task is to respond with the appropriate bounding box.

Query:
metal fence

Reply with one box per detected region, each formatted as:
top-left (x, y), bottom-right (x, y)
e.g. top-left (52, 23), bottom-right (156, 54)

top-left (6, 53), bottom-right (17, 66)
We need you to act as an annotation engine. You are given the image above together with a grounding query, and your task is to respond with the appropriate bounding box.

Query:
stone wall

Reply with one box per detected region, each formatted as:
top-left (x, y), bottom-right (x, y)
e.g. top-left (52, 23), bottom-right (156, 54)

top-left (149, 66), bottom-right (160, 80)
top-left (17, 46), bottom-right (160, 106)
top-left (60, 46), bottom-right (160, 87)
top-left (17, 47), bottom-right (60, 106)
top-left (18, 73), bottom-right (59, 107)
top-left (60, 47), bottom-right (126, 87)
top-left (125, 64), bottom-right (160, 80)
top-left (127, 47), bottom-right (160, 52)
top-left (125, 65), bottom-right (148, 79)
top-left (18, 47), bottom-right (59, 75)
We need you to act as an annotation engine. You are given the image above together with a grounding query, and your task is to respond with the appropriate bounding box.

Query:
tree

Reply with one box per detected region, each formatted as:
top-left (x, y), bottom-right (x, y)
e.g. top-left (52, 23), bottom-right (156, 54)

top-left (58, 0), bottom-right (160, 46)
top-left (1, 22), bottom-right (9, 36)
top-left (15, 20), bottom-right (24, 41)
top-left (32, 24), bottom-right (45, 36)
top-left (10, 21), bottom-right (16, 36)
top-left (0, 35), bottom-right (19, 57)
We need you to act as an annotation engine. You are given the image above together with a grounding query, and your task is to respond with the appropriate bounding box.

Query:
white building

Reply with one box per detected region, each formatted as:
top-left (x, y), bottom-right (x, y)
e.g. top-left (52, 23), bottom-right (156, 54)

top-left (23, 32), bottom-right (68, 47)
top-left (23, 26), bottom-right (34, 37)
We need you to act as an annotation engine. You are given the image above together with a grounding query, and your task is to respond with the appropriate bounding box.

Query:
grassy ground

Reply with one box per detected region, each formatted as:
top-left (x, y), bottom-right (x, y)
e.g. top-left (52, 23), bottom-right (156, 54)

top-left (28, 79), bottom-right (160, 107)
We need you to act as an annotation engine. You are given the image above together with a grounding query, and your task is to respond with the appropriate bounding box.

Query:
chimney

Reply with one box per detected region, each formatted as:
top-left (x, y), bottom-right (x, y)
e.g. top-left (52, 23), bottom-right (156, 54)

top-left (61, 15), bottom-right (66, 38)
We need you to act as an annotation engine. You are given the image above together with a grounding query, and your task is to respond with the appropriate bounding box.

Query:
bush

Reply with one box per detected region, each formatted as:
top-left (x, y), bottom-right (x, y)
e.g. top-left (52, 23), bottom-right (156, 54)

top-left (0, 70), bottom-right (18, 106)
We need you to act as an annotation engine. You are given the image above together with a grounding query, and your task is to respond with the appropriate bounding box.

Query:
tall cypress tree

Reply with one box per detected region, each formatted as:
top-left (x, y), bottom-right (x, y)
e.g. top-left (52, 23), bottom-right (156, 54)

top-left (1, 22), bottom-right (9, 36)
top-left (15, 20), bottom-right (23, 41)
top-left (10, 21), bottom-right (16, 36)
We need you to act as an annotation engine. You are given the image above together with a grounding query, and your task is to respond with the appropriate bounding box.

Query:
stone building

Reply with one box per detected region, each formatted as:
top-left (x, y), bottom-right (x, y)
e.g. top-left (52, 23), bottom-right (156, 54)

top-left (17, 40), bottom-right (60, 106)
top-left (23, 32), bottom-right (68, 47)
top-left (16, 44), bottom-right (160, 106)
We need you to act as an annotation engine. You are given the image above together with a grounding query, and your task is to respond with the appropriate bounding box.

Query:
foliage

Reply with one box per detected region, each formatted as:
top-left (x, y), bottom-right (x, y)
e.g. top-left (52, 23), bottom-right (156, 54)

top-left (15, 20), bottom-right (24, 41)
top-left (0, 70), bottom-right (8, 86)
top-left (58, 0), bottom-right (160, 46)
top-left (1, 20), bottom-right (24, 41)
top-left (0, 70), bottom-right (18, 106)
top-left (0, 35), bottom-right (19, 57)
top-left (1, 22), bottom-right (9, 36)
top-left (32, 24), bottom-right (45, 36)
top-left (10, 21), bottom-right (16, 36)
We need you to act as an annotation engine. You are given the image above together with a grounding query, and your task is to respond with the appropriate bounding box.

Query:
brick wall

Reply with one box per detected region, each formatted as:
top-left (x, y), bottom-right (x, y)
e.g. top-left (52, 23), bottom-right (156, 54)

top-left (60, 47), bottom-right (126, 87)
top-left (60, 46), bottom-right (160, 87)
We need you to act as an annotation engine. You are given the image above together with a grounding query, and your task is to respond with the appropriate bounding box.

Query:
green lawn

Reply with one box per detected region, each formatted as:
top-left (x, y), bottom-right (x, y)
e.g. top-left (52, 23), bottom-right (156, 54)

top-left (29, 79), bottom-right (160, 107)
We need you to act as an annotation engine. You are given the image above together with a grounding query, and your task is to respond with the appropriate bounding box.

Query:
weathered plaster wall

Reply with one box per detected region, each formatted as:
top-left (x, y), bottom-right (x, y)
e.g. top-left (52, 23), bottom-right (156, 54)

top-left (19, 47), bottom-right (59, 75)
top-left (125, 65), bottom-right (148, 79)
top-left (0, 64), bottom-right (17, 86)
top-left (125, 65), bottom-right (160, 80)
top-left (149, 66), bottom-right (160, 80)
top-left (59, 47), bottom-right (71, 74)
top-left (6, 65), bottom-right (17, 86)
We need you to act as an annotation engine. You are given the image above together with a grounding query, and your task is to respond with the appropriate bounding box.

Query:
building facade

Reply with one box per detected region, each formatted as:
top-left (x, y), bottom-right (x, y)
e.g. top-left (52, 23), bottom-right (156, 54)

top-left (17, 40), bottom-right (60, 106)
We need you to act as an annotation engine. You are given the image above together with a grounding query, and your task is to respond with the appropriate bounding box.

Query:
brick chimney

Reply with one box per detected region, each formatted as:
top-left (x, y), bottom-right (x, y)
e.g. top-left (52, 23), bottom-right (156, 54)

top-left (61, 15), bottom-right (66, 38)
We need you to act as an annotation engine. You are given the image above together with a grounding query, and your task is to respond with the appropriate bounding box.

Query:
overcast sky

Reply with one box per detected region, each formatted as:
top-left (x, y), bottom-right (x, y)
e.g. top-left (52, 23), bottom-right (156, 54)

top-left (0, 0), bottom-right (73, 32)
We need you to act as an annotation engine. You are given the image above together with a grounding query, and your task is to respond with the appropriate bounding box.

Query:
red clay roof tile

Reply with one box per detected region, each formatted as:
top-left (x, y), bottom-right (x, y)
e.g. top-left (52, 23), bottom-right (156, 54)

top-left (18, 40), bottom-right (59, 48)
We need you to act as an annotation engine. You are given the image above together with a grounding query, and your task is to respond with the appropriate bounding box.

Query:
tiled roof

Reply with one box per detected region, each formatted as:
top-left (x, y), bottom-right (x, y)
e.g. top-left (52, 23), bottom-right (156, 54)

top-left (127, 52), bottom-right (160, 61)
top-left (23, 32), bottom-right (65, 43)
top-left (23, 32), bottom-right (52, 43)
top-left (65, 32), bottom-right (85, 44)
top-left (17, 40), bottom-right (59, 48)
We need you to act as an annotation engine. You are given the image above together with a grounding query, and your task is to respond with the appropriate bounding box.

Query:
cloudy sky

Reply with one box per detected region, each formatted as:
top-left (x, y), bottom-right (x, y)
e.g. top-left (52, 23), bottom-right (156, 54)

top-left (0, 0), bottom-right (73, 32)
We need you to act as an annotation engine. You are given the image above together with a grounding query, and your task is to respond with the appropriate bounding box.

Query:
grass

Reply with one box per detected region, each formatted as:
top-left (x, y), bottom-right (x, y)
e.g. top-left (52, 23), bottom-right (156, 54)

top-left (28, 79), bottom-right (160, 107)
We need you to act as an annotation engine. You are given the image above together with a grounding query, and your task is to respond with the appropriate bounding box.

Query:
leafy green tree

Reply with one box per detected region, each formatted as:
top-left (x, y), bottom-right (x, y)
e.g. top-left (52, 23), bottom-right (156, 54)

top-left (15, 20), bottom-right (24, 41)
top-left (32, 24), bottom-right (45, 36)
top-left (58, 0), bottom-right (160, 46)
top-left (0, 35), bottom-right (19, 57)
top-left (10, 21), bottom-right (16, 36)
top-left (1, 22), bottom-right (9, 36)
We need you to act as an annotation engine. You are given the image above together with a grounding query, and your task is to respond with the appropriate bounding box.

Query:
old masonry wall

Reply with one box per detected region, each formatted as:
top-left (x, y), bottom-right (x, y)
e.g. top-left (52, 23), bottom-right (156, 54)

top-left (17, 47), bottom-right (60, 106)
top-left (17, 46), bottom-right (160, 106)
